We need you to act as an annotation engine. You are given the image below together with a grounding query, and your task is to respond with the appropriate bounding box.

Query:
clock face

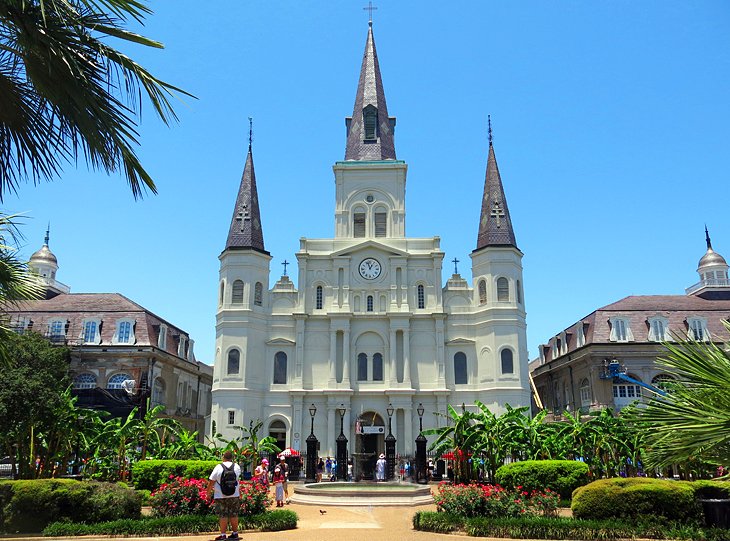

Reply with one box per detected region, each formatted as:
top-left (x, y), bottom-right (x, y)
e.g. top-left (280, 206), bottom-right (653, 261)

top-left (359, 258), bottom-right (382, 280)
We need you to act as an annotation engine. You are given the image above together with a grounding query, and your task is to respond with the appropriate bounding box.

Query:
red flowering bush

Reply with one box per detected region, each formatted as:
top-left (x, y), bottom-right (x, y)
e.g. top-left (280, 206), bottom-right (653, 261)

top-left (434, 482), bottom-right (560, 518)
top-left (239, 480), bottom-right (271, 516)
top-left (150, 476), bottom-right (212, 517)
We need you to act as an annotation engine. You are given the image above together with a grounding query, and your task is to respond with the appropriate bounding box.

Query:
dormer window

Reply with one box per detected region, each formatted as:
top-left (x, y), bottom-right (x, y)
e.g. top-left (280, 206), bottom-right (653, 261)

top-left (687, 317), bottom-right (708, 341)
top-left (648, 316), bottom-right (669, 342)
top-left (113, 319), bottom-right (136, 344)
top-left (609, 317), bottom-right (633, 342)
top-left (81, 318), bottom-right (102, 344)
top-left (363, 105), bottom-right (377, 141)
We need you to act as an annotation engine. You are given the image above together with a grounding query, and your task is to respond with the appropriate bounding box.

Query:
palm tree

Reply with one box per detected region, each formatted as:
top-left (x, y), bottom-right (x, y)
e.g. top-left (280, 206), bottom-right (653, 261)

top-left (137, 404), bottom-right (182, 460)
top-left (0, 213), bottom-right (43, 367)
top-left (0, 0), bottom-right (191, 201)
top-left (640, 326), bottom-right (730, 472)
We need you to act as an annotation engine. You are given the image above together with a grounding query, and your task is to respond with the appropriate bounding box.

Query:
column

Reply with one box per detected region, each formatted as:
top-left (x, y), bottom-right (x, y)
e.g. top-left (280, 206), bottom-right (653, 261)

top-left (435, 318), bottom-right (445, 386)
top-left (404, 405), bottom-right (413, 455)
top-left (295, 316), bottom-right (305, 381)
top-left (403, 328), bottom-right (411, 387)
top-left (327, 406), bottom-right (336, 457)
top-left (343, 329), bottom-right (351, 385)
top-left (389, 329), bottom-right (397, 386)
top-left (329, 329), bottom-right (337, 386)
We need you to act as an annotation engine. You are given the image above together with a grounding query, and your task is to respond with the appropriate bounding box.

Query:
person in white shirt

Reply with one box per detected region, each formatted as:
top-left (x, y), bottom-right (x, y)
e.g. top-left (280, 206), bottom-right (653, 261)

top-left (207, 451), bottom-right (242, 540)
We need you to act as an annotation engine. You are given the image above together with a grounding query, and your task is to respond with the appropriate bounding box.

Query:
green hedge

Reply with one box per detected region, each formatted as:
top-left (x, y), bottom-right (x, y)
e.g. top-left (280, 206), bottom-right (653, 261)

top-left (571, 477), bottom-right (701, 523)
top-left (42, 510), bottom-right (298, 537)
top-left (413, 511), bottom-right (729, 540)
top-left (494, 460), bottom-right (590, 499)
top-left (0, 479), bottom-right (140, 533)
top-left (131, 459), bottom-right (220, 490)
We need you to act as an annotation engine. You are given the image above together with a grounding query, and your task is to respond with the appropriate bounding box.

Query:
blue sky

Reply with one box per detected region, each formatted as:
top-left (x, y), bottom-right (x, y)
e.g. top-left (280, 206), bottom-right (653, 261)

top-left (7, 1), bottom-right (730, 365)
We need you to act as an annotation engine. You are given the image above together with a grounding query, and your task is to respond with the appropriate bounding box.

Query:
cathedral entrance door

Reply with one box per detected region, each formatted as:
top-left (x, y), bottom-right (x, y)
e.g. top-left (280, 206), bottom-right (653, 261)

top-left (355, 411), bottom-right (385, 480)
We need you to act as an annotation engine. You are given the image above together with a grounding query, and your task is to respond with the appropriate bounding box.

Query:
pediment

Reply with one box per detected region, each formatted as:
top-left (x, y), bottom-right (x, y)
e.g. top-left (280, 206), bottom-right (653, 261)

top-left (446, 338), bottom-right (476, 345)
top-left (266, 338), bottom-right (296, 346)
top-left (331, 239), bottom-right (408, 258)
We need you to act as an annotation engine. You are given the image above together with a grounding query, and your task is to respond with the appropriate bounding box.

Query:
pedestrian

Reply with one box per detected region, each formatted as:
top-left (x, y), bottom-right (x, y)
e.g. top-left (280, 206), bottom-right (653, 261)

top-left (399, 461), bottom-right (405, 481)
top-left (207, 450), bottom-right (241, 541)
top-left (347, 459), bottom-right (353, 481)
top-left (278, 455), bottom-right (289, 503)
top-left (325, 456), bottom-right (332, 478)
top-left (316, 458), bottom-right (324, 482)
top-left (375, 453), bottom-right (387, 481)
top-left (272, 465), bottom-right (285, 507)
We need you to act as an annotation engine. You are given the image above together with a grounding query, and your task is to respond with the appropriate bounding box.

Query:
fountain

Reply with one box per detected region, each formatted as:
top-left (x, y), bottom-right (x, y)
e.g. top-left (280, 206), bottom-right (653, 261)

top-left (291, 481), bottom-right (432, 506)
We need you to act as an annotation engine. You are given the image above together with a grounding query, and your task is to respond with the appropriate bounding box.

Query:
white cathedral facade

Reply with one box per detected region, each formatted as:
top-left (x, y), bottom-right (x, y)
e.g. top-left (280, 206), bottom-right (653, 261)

top-left (211, 23), bottom-right (530, 460)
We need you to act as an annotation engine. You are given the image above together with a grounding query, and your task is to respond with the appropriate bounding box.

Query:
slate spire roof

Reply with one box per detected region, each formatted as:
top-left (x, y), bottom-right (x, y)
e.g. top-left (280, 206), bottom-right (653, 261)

top-left (475, 127), bottom-right (518, 251)
top-left (345, 22), bottom-right (396, 161)
top-left (225, 141), bottom-right (268, 254)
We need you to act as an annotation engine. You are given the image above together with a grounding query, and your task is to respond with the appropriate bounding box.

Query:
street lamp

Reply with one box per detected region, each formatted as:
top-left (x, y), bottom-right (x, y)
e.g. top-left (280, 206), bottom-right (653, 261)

top-left (336, 404), bottom-right (348, 481)
top-left (385, 403), bottom-right (396, 480)
top-left (415, 403), bottom-right (427, 484)
top-left (306, 403), bottom-right (318, 482)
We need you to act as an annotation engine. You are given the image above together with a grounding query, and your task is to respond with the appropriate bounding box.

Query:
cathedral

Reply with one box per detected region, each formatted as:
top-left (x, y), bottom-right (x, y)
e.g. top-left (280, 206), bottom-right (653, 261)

top-left (210, 22), bottom-right (530, 462)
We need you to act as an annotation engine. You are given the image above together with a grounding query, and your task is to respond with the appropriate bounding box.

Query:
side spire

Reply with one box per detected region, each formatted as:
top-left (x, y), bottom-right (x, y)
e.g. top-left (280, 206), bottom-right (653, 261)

top-left (475, 119), bottom-right (518, 250)
top-left (225, 119), bottom-right (268, 254)
top-left (44, 222), bottom-right (50, 246)
top-left (344, 22), bottom-right (396, 160)
top-left (705, 224), bottom-right (712, 250)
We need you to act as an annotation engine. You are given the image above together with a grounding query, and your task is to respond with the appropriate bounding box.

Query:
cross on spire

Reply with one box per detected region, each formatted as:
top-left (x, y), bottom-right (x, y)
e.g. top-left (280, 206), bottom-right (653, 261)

top-left (488, 114), bottom-right (493, 147)
top-left (363, 1), bottom-right (377, 25)
top-left (705, 224), bottom-right (713, 250)
top-left (282, 260), bottom-right (289, 276)
top-left (491, 201), bottom-right (505, 228)
top-left (44, 222), bottom-right (50, 246)
top-left (452, 257), bottom-right (460, 275)
top-left (248, 117), bottom-right (253, 151)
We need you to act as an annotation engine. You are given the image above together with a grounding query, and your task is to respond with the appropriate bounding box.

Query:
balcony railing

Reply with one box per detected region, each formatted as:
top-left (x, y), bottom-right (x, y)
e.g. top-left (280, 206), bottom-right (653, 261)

top-left (686, 278), bottom-right (730, 295)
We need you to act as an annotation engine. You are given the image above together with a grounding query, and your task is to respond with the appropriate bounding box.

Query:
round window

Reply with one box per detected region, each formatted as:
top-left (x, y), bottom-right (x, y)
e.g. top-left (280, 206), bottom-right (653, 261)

top-left (366, 194), bottom-right (374, 203)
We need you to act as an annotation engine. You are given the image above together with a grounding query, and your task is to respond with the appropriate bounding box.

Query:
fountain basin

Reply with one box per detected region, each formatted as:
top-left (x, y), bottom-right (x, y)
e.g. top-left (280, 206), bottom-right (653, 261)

top-left (291, 481), bottom-right (433, 506)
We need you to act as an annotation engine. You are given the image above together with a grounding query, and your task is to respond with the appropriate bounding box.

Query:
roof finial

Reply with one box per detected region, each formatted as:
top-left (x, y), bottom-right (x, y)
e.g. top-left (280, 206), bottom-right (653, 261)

top-left (363, 1), bottom-right (377, 26)
top-left (488, 115), bottom-right (493, 147)
top-left (44, 222), bottom-right (50, 246)
top-left (248, 117), bottom-right (253, 152)
top-left (705, 224), bottom-right (713, 250)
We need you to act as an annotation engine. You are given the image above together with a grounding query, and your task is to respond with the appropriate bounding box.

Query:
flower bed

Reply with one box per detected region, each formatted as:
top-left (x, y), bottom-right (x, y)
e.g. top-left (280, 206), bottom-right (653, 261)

top-left (434, 482), bottom-right (559, 518)
top-left (150, 476), bottom-right (270, 517)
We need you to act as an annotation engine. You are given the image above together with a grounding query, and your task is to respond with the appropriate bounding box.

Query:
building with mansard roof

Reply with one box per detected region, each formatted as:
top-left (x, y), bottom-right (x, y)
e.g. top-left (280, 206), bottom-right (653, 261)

top-left (7, 232), bottom-right (212, 437)
top-left (530, 229), bottom-right (730, 415)
top-left (211, 22), bottom-right (530, 471)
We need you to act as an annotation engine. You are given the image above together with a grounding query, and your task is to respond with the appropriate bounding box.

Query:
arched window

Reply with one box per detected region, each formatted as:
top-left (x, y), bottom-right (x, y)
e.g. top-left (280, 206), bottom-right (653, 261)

top-left (579, 378), bottom-right (591, 408)
top-left (274, 351), bottom-right (287, 384)
top-left (363, 104), bottom-right (377, 141)
top-left (357, 353), bottom-right (368, 381)
top-left (232, 280), bottom-right (244, 304)
top-left (454, 352), bottom-right (467, 384)
top-left (227, 349), bottom-right (240, 375)
top-left (501, 349), bottom-right (514, 374)
top-left (478, 279), bottom-right (487, 305)
top-left (152, 377), bottom-right (166, 406)
top-left (417, 284), bottom-right (425, 309)
top-left (219, 282), bottom-right (225, 305)
top-left (254, 282), bottom-right (263, 306)
top-left (367, 295), bottom-right (374, 312)
top-left (651, 374), bottom-right (676, 392)
top-left (354, 211), bottom-right (366, 238)
top-left (374, 210), bottom-right (387, 237)
top-left (372, 353), bottom-right (383, 381)
top-left (516, 280), bottom-right (522, 304)
top-left (497, 277), bottom-right (509, 302)
top-left (108, 373), bottom-right (132, 389)
top-left (73, 373), bottom-right (96, 389)
top-left (316, 285), bottom-right (323, 309)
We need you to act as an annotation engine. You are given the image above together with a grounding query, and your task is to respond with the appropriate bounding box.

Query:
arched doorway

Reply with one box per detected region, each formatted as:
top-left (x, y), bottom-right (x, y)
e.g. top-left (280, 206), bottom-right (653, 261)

top-left (354, 411), bottom-right (385, 480)
top-left (268, 420), bottom-right (287, 452)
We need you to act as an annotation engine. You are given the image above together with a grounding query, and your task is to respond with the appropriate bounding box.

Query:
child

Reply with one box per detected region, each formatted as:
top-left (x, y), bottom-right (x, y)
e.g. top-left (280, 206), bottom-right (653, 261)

top-left (273, 466), bottom-right (285, 507)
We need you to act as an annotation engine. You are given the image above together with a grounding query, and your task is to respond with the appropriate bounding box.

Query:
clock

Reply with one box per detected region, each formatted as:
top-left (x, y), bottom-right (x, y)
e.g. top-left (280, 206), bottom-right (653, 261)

top-left (358, 258), bottom-right (382, 280)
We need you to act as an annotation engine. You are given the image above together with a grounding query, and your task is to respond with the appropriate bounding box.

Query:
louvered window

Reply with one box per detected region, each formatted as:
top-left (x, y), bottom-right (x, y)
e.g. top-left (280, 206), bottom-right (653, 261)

top-left (374, 212), bottom-right (387, 237)
top-left (497, 277), bottom-right (509, 301)
top-left (232, 280), bottom-right (244, 303)
top-left (354, 213), bottom-right (366, 237)
top-left (254, 282), bottom-right (263, 306)
top-left (364, 105), bottom-right (377, 140)
top-left (478, 280), bottom-right (487, 304)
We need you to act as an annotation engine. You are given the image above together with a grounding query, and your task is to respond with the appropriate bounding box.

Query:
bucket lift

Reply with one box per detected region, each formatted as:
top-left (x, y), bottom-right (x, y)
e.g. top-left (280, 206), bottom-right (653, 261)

top-left (599, 359), bottom-right (667, 397)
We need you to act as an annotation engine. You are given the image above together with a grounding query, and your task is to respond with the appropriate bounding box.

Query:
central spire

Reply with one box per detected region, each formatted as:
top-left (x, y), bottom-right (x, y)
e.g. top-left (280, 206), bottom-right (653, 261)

top-left (344, 23), bottom-right (396, 161)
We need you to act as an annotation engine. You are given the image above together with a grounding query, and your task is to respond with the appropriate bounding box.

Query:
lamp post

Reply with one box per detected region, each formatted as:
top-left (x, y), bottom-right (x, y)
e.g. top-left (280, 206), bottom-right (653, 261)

top-left (306, 403), bottom-right (318, 482)
top-left (415, 403), bottom-right (427, 484)
top-left (336, 404), bottom-right (348, 481)
top-left (385, 403), bottom-right (396, 480)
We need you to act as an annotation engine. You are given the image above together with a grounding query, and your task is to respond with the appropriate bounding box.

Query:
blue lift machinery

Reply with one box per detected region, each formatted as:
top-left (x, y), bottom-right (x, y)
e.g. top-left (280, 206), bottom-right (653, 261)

top-left (599, 359), bottom-right (668, 397)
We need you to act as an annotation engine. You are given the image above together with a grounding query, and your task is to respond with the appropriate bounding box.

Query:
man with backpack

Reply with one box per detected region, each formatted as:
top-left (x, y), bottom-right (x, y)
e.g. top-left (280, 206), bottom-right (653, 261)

top-left (207, 450), bottom-right (241, 540)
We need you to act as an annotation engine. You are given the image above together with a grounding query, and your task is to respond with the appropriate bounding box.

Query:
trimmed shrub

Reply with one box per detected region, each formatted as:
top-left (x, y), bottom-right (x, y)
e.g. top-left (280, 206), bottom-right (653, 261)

top-left (495, 460), bottom-right (590, 500)
top-left (42, 510), bottom-right (298, 537)
top-left (434, 482), bottom-right (558, 518)
top-left (0, 479), bottom-right (140, 533)
top-left (692, 480), bottom-right (730, 500)
top-left (131, 460), bottom-right (219, 490)
top-left (412, 512), bottom-right (464, 533)
top-left (571, 477), bottom-right (701, 524)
